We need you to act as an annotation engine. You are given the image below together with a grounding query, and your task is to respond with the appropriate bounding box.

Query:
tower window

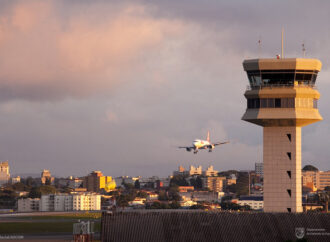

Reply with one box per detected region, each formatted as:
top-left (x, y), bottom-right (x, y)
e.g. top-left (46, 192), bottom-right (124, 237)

top-left (287, 208), bottom-right (291, 213)
top-left (275, 98), bottom-right (281, 108)
top-left (287, 171), bottom-right (291, 179)
top-left (287, 189), bottom-right (291, 197)
top-left (287, 152), bottom-right (291, 160)
top-left (287, 134), bottom-right (291, 142)
top-left (313, 99), bottom-right (318, 109)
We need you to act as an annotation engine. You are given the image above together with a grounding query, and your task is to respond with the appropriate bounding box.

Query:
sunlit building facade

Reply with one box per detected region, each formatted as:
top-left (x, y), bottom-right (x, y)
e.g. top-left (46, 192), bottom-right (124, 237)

top-left (242, 58), bottom-right (322, 212)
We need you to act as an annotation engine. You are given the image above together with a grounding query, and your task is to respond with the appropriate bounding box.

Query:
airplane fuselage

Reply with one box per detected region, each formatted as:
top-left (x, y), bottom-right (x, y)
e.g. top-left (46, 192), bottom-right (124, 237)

top-left (179, 131), bottom-right (228, 154)
top-left (193, 139), bottom-right (214, 150)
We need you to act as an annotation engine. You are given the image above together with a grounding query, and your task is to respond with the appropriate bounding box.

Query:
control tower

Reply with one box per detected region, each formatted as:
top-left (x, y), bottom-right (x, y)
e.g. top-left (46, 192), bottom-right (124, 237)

top-left (242, 58), bottom-right (322, 213)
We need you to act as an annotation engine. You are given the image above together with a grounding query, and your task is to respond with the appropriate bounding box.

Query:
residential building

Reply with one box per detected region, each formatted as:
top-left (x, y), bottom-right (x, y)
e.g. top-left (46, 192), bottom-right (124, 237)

top-left (202, 176), bottom-right (226, 192)
top-left (0, 161), bottom-right (10, 186)
top-left (179, 191), bottom-right (223, 203)
top-left (68, 177), bottom-right (83, 189)
top-left (173, 165), bottom-right (185, 176)
top-left (188, 165), bottom-right (202, 176)
top-left (236, 195), bottom-right (264, 210)
top-left (302, 170), bottom-right (330, 191)
top-left (41, 169), bottom-right (55, 185)
top-left (226, 174), bottom-right (237, 186)
top-left (191, 191), bottom-right (222, 202)
top-left (58, 177), bottom-right (83, 189)
top-left (40, 193), bottom-right (101, 211)
top-left (255, 163), bottom-right (263, 177)
top-left (146, 192), bottom-right (159, 201)
top-left (17, 198), bottom-right (40, 212)
top-left (83, 171), bottom-right (115, 192)
top-left (129, 198), bottom-right (146, 206)
top-left (178, 186), bottom-right (194, 193)
top-left (11, 176), bottom-right (21, 184)
top-left (203, 165), bottom-right (218, 177)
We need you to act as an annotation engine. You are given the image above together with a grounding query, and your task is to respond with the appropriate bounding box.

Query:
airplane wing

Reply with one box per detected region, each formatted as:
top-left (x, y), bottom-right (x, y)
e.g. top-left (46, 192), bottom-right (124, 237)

top-left (178, 146), bottom-right (194, 149)
top-left (213, 141), bottom-right (229, 146)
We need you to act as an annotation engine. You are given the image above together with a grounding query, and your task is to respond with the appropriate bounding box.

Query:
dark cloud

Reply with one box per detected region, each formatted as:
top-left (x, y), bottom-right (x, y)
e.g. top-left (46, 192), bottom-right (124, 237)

top-left (0, 0), bottom-right (329, 177)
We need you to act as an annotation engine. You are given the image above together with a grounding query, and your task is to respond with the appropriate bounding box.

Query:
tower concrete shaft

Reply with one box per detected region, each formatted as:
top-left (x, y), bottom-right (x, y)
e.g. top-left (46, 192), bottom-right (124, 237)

top-left (242, 58), bottom-right (322, 213)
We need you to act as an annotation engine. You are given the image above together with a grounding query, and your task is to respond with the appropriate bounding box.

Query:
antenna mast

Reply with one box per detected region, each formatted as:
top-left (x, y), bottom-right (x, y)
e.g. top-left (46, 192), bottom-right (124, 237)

top-left (258, 36), bottom-right (262, 58)
top-left (302, 42), bottom-right (306, 57)
top-left (281, 28), bottom-right (284, 59)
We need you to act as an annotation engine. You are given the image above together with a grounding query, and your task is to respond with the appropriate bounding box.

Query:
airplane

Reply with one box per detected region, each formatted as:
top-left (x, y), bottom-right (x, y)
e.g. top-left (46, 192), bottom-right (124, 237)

top-left (178, 131), bottom-right (229, 154)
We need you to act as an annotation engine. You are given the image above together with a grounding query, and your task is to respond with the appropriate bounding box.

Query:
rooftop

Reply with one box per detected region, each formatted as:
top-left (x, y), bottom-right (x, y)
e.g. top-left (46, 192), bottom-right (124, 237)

top-left (243, 58), bottom-right (322, 71)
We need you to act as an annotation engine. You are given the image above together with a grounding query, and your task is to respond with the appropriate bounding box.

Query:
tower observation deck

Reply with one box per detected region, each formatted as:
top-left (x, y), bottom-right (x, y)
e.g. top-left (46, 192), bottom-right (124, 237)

top-left (242, 58), bottom-right (322, 213)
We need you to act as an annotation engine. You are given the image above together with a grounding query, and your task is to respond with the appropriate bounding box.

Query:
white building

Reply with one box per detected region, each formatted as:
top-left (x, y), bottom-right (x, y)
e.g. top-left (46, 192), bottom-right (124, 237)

top-left (237, 196), bottom-right (264, 210)
top-left (203, 165), bottom-right (218, 177)
top-left (72, 193), bottom-right (101, 211)
top-left (188, 165), bottom-right (202, 176)
top-left (40, 193), bottom-right (101, 212)
top-left (17, 198), bottom-right (40, 212)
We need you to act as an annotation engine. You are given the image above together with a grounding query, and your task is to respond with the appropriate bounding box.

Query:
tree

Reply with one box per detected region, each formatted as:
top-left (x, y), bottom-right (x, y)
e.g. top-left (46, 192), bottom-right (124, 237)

top-left (123, 182), bottom-right (134, 191)
top-left (134, 180), bottom-right (141, 189)
top-left (28, 185), bottom-right (57, 198)
top-left (169, 201), bottom-right (181, 209)
top-left (158, 191), bottom-right (169, 201)
top-left (137, 191), bottom-right (148, 198)
top-left (189, 204), bottom-right (205, 210)
top-left (45, 178), bottom-right (52, 186)
top-left (24, 177), bottom-right (37, 187)
top-left (235, 172), bottom-right (249, 196)
top-left (325, 186), bottom-right (330, 192)
top-left (302, 165), bottom-right (319, 172)
top-left (195, 176), bottom-right (203, 189)
top-left (170, 175), bottom-right (189, 187)
top-left (29, 187), bottom-right (41, 198)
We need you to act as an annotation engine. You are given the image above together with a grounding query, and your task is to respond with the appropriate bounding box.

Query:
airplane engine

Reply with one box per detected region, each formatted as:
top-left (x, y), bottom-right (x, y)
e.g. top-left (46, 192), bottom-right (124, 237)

top-left (186, 148), bottom-right (192, 152)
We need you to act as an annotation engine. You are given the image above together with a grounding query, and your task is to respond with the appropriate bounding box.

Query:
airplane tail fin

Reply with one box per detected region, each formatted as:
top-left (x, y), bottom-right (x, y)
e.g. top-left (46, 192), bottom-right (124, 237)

top-left (207, 131), bottom-right (210, 142)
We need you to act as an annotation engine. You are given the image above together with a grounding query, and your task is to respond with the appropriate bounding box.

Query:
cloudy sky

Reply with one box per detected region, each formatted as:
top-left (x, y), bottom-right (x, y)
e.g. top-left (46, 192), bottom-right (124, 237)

top-left (0, 0), bottom-right (329, 178)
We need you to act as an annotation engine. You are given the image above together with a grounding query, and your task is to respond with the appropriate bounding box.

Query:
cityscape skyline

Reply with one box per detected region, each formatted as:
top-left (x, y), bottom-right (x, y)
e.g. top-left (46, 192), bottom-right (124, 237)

top-left (0, 0), bottom-right (329, 177)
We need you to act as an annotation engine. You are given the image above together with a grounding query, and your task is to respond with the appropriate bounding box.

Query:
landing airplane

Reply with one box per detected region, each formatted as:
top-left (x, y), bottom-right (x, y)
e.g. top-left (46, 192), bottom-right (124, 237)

top-left (178, 131), bottom-right (229, 154)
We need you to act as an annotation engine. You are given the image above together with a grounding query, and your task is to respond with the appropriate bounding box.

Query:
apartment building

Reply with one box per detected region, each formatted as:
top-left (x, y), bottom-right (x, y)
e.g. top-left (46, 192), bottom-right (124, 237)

top-left (40, 193), bottom-right (101, 211)
top-left (17, 198), bottom-right (40, 212)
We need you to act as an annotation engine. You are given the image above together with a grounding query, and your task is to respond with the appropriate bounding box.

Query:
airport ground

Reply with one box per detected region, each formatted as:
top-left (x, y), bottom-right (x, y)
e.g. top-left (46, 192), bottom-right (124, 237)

top-left (0, 211), bottom-right (101, 241)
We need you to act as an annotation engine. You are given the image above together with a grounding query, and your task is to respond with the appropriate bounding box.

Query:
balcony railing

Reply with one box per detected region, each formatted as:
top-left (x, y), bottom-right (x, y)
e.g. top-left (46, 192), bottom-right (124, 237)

top-left (246, 83), bottom-right (317, 90)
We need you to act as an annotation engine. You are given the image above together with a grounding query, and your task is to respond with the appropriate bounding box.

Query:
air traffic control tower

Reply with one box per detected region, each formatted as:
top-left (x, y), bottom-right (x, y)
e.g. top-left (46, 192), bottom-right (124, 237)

top-left (242, 58), bottom-right (322, 213)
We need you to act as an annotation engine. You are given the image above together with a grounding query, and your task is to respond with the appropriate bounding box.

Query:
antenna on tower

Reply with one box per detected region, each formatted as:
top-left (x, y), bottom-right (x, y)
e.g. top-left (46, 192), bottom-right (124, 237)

top-left (302, 42), bottom-right (306, 57)
top-left (281, 28), bottom-right (284, 59)
top-left (258, 36), bottom-right (262, 58)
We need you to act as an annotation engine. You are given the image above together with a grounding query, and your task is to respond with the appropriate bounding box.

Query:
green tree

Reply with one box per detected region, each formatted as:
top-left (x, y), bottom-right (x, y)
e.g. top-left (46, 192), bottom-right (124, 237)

top-left (170, 175), bottom-right (189, 187)
top-left (134, 180), bottom-right (141, 189)
top-left (169, 201), bottom-right (181, 209)
top-left (195, 176), bottom-right (203, 189)
top-left (28, 185), bottom-right (57, 198)
top-left (25, 177), bottom-right (37, 187)
top-left (236, 172), bottom-right (249, 196)
top-left (137, 191), bottom-right (147, 198)
top-left (28, 187), bottom-right (41, 198)
top-left (45, 178), bottom-right (52, 186)
top-left (158, 190), bottom-right (169, 201)
top-left (123, 182), bottom-right (134, 191)
top-left (302, 165), bottom-right (318, 172)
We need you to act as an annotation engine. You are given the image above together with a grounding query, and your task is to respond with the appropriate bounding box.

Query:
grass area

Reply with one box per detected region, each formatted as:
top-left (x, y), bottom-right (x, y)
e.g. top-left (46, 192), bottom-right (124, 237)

top-left (16, 212), bottom-right (102, 220)
top-left (0, 221), bottom-right (101, 234)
